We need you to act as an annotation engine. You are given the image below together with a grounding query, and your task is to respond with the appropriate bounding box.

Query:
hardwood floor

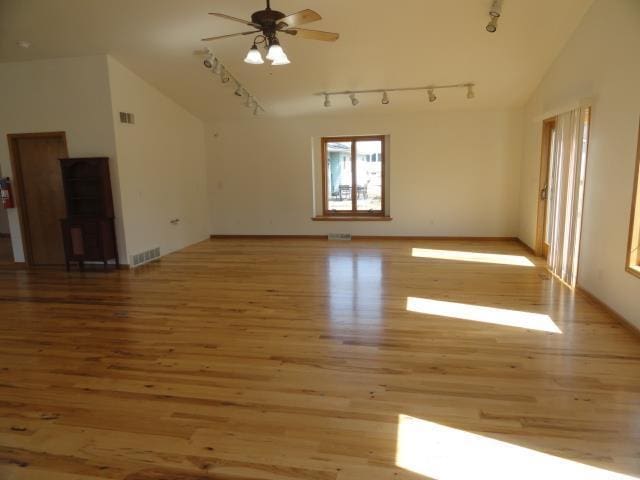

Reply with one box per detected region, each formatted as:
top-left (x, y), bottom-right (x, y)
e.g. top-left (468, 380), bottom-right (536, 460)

top-left (0, 238), bottom-right (639, 479)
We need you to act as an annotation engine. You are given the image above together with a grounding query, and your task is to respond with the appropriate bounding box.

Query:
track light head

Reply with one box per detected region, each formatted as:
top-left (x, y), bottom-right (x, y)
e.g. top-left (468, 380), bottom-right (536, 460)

top-left (486, 16), bottom-right (498, 32)
top-left (253, 105), bottom-right (260, 116)
top-left (466, 85), bottom-right (475, 99)
top-left (349, 93), bottom-right (359, 107)
top-left (382, 92), bottom-right (390, 105)
top-left (489, 0), bottom-right (503, 17)
top-left (210, 58), bottom-right (220, 74)
top-left (324, 94), bottom-right (331, 108)
top-left (427, 89), bottom-right (437, 103)
top-left (203, 55), bottom-right (214, 69)
top-left (234, 83), bottom-right (243, 97)
top-left (220, 66), bottom-right (230, 84)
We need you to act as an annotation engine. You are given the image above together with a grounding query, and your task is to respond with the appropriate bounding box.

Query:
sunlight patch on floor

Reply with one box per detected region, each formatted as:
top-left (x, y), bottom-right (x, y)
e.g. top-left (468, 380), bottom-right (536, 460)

top-left (412, 248), bottom-right (535, 267)
top-left (406, 297), bottom-right (561, 333)
top-left (396, 415), bottom-right (637, 480)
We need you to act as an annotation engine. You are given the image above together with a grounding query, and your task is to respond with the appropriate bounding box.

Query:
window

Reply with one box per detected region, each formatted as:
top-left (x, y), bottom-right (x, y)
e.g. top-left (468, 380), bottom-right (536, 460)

top-left (627, 121), bottom-right (640, 277)
top-left (321, 136), bottom-right (386, 217)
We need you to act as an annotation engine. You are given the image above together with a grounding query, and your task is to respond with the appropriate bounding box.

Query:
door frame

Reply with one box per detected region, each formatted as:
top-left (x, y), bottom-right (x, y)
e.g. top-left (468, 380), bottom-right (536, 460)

top-left (534, 118), bottom-right (557, 257)
top-left (7, 131), bottom-right (69, 267)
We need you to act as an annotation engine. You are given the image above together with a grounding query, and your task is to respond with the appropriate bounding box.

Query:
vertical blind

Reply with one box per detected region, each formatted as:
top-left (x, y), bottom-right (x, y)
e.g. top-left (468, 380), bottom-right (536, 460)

top-left (547, 107), bottom-right (591, 286)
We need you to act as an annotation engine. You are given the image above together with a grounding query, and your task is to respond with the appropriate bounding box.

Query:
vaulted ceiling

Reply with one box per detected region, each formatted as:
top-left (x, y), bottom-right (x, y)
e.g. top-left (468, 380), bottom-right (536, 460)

top-left (0, 0), bottom-right (594, 120)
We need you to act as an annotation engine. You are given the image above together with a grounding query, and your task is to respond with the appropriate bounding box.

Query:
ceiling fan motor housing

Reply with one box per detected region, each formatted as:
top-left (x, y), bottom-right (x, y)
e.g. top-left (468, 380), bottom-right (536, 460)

top-left (251, 9), bottom-right (287, 37)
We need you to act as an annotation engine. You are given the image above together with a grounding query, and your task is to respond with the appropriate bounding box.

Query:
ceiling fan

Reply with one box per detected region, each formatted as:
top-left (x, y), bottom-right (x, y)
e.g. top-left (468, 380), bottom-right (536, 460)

top-left (202, 0), bottom-right (339, 65)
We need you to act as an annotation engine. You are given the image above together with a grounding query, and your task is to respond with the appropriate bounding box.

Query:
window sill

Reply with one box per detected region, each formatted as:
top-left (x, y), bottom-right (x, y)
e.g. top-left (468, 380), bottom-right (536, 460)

top-left (626, 265), bottom-right (640, 279)
top-left (312, 216), bottom-right (393, 222)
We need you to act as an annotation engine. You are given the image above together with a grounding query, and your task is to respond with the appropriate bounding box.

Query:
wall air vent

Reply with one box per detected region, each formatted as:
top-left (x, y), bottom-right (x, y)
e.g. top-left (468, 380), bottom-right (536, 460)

top-left (130, 247), bottom-right (160, 268)
top-left (119, 112), bottom-right (135, 124)
top-left (328, 233), bottom-right (352, 241)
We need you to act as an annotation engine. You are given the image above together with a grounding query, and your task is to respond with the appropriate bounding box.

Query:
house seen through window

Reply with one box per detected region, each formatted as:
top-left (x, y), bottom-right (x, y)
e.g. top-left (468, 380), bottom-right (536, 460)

top-left (322, 136), bottom-right (386, 216)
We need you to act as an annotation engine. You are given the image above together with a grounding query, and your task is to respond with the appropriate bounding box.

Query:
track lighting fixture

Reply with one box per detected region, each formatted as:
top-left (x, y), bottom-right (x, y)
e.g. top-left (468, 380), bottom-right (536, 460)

top-left (467, 84), bottom-right (475, 99)
top-left (316, 82), bottom-right (476, 108)
top-left (202, 49), bottom-right (265, 115)
top-left (486, 0), bottom-right (503, 32)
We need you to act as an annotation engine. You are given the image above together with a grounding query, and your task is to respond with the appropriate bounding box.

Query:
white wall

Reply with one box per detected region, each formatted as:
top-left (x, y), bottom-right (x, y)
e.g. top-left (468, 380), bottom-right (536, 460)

top-left (0, 56), bottom-right (125, 262)
top-left (519, 0), bottom-right (640, 324)
top-left (106, 57), bottom-right (209, 260)
top-left (206, 109), bottom-right (523, 237)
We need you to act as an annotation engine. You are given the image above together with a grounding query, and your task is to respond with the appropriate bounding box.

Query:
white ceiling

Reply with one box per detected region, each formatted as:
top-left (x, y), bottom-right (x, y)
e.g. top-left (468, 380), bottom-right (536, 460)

top-left (0, 0), bottom-right (593, 121)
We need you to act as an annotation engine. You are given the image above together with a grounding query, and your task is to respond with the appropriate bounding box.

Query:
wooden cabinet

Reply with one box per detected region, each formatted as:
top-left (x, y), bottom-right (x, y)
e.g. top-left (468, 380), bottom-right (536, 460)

top-left (59, 157), bottom-right (119, 271)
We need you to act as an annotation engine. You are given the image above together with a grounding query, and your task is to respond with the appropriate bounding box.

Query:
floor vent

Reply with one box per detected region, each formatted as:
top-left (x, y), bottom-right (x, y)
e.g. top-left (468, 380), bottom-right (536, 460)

top-left (328, 233), bottom-right (352, 241)
top-left (131, 247), bottom-right (160, 267)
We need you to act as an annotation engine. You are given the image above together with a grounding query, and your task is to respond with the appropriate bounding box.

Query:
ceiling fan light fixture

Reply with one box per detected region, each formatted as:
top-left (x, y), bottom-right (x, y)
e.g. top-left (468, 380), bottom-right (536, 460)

top-left (244, 44), bottom-right (264, 64)
top-left (271, 52), bottom-right (291, 65)
top-left (266, 38), bottom-right (287, 62)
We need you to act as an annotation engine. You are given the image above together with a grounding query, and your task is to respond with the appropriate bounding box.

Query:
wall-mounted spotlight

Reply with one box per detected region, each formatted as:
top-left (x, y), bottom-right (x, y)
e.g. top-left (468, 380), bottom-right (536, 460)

top-left (466, 84), bottom-right (475, 99)
top-left (486, 0), bottom-right (503, 32)
top-left (350, 93), bottom-right (359, 107)
top-left (382, 91), bottom-right (390, 105)
top-left (324, 94), bottom-right (331, 108)
top-left (427, 88), bottom-right (437, 103)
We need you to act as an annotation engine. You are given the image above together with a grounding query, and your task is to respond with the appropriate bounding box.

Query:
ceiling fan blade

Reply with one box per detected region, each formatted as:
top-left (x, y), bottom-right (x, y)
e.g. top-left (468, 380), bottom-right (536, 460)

top-left (283, 28), bottom-right (340, 42)
top-left (278, 9), bottom-right (321, 28)
top-left (201, 31), bottom-right (259, 42)
top-left (209, 13), bottom-right (261, 29)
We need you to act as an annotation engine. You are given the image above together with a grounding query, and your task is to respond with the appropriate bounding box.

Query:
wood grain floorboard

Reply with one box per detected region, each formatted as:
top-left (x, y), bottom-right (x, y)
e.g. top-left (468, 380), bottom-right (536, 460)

top-left (0, 238), bottom-right (639, 479)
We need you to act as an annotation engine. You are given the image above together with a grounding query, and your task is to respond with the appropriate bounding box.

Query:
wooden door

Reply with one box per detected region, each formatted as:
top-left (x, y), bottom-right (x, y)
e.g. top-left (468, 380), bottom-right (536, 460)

top-left (9, 132), bottom-right (68, 265)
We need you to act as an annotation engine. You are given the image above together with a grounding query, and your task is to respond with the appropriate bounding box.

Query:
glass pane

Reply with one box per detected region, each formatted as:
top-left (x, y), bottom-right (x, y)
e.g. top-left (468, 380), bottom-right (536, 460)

top-left (356, 140), bottom-right (383, 212)
top-left (326, 141), bottom-right (353, 211)
top-left (545, 127), bottom-right (556, 245)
